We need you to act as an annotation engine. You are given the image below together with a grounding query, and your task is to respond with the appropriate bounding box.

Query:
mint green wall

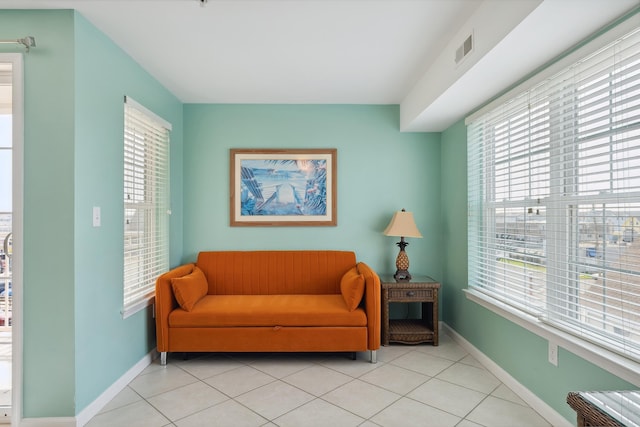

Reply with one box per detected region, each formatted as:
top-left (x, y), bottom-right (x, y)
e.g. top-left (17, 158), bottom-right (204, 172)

top-left (0, 10), bottom-right (77, 417)
top-left (73, 13), bottom-right (183, 413)
top-left (0, 10), bottom-right (183, 418)
top-left (183, 105), bottom-right (442, 285)
top-left (441, 119), bottom-right (635, 422)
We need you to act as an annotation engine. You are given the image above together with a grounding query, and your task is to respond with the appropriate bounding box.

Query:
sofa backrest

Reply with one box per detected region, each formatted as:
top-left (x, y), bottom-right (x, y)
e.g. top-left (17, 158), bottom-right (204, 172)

top-left (196, 250), bottom-right (356, 295)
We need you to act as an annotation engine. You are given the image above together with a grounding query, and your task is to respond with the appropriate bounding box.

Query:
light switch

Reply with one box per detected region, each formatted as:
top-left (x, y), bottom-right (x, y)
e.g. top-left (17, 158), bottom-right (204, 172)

top-left (93, 206), bottom-right (101, 227)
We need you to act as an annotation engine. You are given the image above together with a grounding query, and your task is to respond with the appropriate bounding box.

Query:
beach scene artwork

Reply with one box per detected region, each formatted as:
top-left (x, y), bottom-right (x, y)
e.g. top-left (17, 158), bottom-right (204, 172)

top-left (231, 149), bottom-right (336, 226)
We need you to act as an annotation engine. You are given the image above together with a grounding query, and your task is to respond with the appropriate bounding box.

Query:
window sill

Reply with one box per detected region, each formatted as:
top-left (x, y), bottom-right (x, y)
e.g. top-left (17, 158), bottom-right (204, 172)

top-left (122, 295), bottom-right (155, 320)
top-left (464, 288), bottom-right (640, 387)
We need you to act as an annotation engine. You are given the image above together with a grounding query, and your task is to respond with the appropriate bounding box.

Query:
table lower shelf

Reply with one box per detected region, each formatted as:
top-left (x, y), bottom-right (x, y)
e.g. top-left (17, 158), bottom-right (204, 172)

top-left (387, 319), bottom-right (436, 345)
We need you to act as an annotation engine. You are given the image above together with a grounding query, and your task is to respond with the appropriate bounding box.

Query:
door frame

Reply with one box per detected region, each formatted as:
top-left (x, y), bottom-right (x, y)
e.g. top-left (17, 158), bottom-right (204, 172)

top-left (1, 52), bottom-right (24, 427)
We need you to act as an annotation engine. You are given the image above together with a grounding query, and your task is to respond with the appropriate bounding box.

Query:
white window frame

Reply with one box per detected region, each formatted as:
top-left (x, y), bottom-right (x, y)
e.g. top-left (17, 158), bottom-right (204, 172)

top-left (123, 96), bottom-right (171, 318)
top-left (465, 15), bottom-right (640, 385)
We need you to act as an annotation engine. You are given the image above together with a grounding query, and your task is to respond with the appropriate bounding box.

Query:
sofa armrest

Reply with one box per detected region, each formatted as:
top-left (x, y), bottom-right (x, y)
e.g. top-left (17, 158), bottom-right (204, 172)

top-left (155, 263), bottom-right (195, 352)
top-left (357, 262), bottom-right (381, 351)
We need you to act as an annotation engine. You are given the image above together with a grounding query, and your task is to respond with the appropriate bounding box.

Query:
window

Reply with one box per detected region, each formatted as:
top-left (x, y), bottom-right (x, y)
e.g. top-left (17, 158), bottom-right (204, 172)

top-left (467, 26), bottom-right (640, 362)
top-left (123, 97), bottom-right (171, 317)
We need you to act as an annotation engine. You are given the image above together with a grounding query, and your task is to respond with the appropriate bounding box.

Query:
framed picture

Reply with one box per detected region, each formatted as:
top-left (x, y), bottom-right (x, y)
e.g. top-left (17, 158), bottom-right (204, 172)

top-left (230, 149), bottom-right (337, 226)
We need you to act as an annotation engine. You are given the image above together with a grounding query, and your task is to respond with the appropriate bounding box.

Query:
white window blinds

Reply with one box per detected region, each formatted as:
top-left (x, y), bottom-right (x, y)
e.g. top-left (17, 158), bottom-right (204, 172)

top-left (468, 26), bottom-right (640, 361)
top-left (123, 97), bottom-right (171, 316)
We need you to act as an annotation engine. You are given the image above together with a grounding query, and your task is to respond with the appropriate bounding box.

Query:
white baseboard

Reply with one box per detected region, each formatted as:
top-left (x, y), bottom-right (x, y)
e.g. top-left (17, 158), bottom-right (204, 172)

top-left (441, 322), bottom-right (572, 427)
top-left (18, 417), bottom-right (77, 427)
top-left (19, 350), bottom-right (157, 427)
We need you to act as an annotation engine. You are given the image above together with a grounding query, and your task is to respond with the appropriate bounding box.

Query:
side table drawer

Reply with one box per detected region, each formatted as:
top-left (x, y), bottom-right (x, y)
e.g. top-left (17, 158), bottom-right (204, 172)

top-left (389, 288), bottom-right (434, 300)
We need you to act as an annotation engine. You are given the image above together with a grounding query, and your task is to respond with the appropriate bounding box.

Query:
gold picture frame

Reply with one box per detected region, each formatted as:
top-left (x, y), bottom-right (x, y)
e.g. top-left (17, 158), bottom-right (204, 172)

top-left (230, 149), bottom-right (337, 226)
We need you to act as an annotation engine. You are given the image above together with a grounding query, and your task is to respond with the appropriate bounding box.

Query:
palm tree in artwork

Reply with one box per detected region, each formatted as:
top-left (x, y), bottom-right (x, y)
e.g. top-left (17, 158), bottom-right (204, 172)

top-left (301, 160), bottom-right (328, 215)
top-left (239, 166), bottom-right (263, 215)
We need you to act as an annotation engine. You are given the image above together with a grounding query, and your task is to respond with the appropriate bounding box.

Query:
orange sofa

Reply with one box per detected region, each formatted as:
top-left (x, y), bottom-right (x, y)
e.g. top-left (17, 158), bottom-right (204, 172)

top-left (155, 250), bottom-right (381, 365)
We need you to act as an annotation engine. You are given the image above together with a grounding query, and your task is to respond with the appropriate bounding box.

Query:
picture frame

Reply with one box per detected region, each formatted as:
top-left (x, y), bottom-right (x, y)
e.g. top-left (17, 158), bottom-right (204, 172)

top-left (230, 149), bottom-right (337, 226)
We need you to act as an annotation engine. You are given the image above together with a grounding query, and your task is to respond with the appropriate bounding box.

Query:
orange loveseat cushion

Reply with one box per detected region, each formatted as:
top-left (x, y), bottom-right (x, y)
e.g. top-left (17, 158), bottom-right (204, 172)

top-left (170, 266), bottom-right (208, 311)
top-left (169, 294), bottom-right (367, 328)
top-left (196, 251), bottom-right (356, 295)
top-left (340, 266), bottom-right (365, 311)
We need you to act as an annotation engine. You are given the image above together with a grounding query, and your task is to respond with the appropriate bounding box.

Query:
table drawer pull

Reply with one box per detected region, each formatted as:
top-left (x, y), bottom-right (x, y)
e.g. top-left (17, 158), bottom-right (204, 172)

top-left (388, 289), bottom-right (434, 299)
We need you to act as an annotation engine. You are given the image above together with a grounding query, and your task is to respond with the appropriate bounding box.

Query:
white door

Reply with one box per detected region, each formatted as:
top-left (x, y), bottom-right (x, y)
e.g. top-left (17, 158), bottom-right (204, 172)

top-left (0, 53), bottom-right (24, 425)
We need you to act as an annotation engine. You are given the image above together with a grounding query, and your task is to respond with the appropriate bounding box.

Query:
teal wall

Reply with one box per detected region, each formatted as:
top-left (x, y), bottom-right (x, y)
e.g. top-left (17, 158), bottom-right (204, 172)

top-left (73, 13), bottom-right (183, 413)
top-left (182, 104), bottom-right (442, 287)
top-left (440, 119), bottom-right (635, 423)
top-left (0, 10), bottom-right (77, 417)
top-left (0, 10), bottom-right (183, 418)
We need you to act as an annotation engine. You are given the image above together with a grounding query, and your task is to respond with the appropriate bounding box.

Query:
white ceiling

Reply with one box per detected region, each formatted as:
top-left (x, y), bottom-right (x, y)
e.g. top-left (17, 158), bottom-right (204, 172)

top-left (1, 0), bottom-right (639, 131)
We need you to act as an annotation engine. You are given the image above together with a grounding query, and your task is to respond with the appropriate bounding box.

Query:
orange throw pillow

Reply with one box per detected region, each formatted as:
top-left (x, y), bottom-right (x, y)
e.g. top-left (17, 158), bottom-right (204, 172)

top-left (171, 266), bottom-right (208, 311)
top-left (340, 266), bottom-right (365, 311)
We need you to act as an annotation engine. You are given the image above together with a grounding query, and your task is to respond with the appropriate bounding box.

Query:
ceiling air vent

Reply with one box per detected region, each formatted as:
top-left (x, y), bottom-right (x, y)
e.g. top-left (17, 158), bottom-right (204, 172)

top-left (455, 33), bottom-right (473, 65)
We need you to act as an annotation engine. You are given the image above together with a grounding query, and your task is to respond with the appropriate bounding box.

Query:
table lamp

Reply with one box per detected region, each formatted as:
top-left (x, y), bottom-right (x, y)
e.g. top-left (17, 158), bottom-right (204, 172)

top-left (383, 208), bottom-right (422, 281)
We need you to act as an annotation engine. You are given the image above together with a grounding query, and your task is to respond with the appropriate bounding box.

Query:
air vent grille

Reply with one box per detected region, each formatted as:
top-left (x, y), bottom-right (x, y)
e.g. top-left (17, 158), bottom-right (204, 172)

top-left (455, 33), bottom-right (473, 64)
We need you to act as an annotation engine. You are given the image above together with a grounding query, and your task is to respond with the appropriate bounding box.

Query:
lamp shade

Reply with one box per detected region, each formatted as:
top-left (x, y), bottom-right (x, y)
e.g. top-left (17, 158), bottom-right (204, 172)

top-left (383, 210), bottom-right (423, 238)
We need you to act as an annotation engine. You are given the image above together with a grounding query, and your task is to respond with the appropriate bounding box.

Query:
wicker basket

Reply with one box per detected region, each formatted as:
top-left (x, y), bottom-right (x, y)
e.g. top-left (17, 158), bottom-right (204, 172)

top-left (388, 319), bottom-right (434, 344)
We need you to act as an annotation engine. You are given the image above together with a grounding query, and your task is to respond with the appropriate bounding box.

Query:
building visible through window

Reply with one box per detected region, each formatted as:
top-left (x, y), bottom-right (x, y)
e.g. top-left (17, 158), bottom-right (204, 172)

top-left (467, 26), bottom-right (640, 361)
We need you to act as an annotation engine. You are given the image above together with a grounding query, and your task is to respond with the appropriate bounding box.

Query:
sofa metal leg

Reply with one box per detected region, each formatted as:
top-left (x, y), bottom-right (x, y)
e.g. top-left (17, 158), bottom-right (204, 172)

top-left (160, 352), bottom-right (167, 366)
top-left (370, 350), bottom-right (377, 364)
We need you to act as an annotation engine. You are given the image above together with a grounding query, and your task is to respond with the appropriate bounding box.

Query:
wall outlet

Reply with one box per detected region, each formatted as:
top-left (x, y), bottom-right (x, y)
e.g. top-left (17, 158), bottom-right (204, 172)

top-left (548, 341), bottom-right (558, 366)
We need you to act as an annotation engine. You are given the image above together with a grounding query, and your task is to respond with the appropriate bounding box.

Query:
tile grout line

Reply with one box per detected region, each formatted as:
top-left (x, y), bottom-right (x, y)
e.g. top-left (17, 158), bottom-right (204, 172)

top-left (88, 338), bottom-right (551, 427)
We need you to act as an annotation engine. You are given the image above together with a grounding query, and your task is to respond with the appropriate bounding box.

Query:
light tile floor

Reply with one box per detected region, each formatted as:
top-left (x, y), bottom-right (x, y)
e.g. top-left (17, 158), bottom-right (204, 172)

top-left (87, 333), bottom-right (553, 427)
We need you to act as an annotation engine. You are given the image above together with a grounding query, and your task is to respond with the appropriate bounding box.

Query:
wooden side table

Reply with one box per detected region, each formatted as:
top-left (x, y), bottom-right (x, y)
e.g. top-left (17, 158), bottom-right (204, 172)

top-left (381, 275), bottom-right (440, 346)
